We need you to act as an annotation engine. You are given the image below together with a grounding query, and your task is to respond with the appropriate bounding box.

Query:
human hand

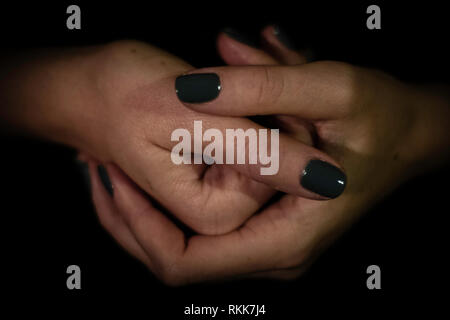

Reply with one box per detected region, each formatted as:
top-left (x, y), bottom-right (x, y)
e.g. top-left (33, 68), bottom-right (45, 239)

top-left (85, 29), bottom-right (449, 285)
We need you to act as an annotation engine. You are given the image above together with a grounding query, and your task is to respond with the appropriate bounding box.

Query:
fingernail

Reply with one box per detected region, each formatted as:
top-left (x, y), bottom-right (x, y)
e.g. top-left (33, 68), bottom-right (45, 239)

top-left (175, 73), bottom-right (221, 103)
top-left (273, 25), bottom-right (297, 50)
top-left (221, 27), bottom-right (259, 48)
top-left (300, 160), bottom-right (346, 199)
top-left (98, 165), bottom-right (113, 196)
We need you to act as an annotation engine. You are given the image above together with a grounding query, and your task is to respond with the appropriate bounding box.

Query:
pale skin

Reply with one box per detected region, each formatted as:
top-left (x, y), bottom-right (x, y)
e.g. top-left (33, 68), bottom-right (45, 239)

top-left (1, 26), bottom-right (449, 285)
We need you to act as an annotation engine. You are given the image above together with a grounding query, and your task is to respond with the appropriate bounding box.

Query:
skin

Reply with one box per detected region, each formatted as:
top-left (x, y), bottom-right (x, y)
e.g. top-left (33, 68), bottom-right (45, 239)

top-left (0, 40), bottom-right (340, 236)
top-left (84, 27), bottom-right (449, 285)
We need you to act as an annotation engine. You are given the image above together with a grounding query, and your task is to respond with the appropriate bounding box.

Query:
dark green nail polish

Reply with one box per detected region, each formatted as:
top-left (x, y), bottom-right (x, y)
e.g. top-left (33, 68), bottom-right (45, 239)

top-left (221, 27), bottom-right (259, 48)
top-left (301, 160), bottom-right (346, 199)
top-left (175, 73), bottom-right (221, 103)
top-left (98, 165), bottom-right (113, 196)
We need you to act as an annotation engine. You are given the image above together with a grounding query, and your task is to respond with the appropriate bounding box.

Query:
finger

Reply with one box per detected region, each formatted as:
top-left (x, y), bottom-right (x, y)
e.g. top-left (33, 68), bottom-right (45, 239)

top-left (88, 160), bottom-right (152, 267)
top-left (216, 29), bottom-right (279, 65)
top-left (261, 25), bottom-right (311, 65)
top-left (175, 64), bottom-right (349, 120)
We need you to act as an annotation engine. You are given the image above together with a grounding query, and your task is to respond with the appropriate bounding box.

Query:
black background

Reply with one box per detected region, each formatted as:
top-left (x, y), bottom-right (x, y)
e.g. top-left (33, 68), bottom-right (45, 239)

top-left (1, 1), bottom-right (448, 317)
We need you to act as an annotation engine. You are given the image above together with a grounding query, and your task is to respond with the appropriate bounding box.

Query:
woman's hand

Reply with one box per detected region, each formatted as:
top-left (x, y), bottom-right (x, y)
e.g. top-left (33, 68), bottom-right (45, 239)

top-left (0, 40), bottom-right (343, 235)
top-left (77, 41), bottom-right (347, 235)
top-left (85, 29), bottom-right (449, 285)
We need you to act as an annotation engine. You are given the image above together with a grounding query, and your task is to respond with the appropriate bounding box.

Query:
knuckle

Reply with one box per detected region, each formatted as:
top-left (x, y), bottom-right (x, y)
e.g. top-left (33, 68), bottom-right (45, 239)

top-left (97, 40), bottom-right (141, 73)
top-left (338, 70), bottom-right (360, 111)
top-left (254, 67), bottom-right (285, 106)
top-left (317, 61), bottom-right (362, 115)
